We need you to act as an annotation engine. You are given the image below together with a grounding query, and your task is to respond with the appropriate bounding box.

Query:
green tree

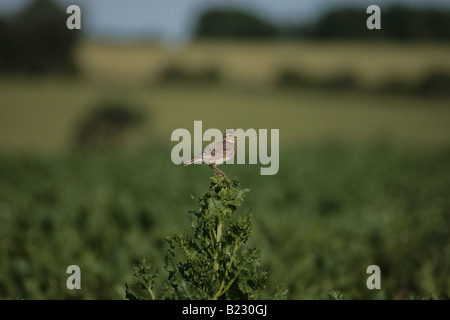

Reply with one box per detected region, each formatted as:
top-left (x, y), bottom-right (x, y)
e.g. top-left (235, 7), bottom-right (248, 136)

top-left (126, 174), bottom-right (287, 300)
top-left (0, 0), bottom-right (80, 74)
top-left (194, 8), bottom-right (279, 39)
top-left (308, 6), bottom-right (450, 41)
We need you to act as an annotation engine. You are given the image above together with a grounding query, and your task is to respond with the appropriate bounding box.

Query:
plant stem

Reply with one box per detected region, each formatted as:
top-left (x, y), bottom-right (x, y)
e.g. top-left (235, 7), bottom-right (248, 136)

top-left (146, 285), bottom-right (156, 300)
top-left (216, 218), bottom-right (222, 243)
top-left (213, 218), bottom-right (223, 272)
top-left (212, 238), bottom-right (243, 300)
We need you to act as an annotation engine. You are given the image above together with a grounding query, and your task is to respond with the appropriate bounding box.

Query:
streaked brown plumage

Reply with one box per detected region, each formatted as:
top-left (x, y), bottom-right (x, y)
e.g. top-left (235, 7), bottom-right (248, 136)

top-left (183, 129), bottom-right (236, 178)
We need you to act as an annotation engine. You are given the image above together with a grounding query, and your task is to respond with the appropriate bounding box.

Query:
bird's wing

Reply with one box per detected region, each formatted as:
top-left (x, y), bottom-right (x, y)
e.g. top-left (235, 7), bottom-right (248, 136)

top-left (202, 140), bottom-right (224, 159)
top-left (224, 141), bottom-right (235, 153)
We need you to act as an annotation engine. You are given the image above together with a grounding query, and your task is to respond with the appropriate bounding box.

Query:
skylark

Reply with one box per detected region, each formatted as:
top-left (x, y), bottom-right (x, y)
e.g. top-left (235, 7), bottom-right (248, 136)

top-left (183, 129), bottom-right (236, 179)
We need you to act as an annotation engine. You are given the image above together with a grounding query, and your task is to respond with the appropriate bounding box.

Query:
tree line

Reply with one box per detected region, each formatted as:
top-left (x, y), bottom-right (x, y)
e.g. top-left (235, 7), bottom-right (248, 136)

top-left (0, 1), bottom-right (448, 75)
top-left (0, 0), bottom-right (79, 75)
top-left (195, 6), bottom-right (450, 40)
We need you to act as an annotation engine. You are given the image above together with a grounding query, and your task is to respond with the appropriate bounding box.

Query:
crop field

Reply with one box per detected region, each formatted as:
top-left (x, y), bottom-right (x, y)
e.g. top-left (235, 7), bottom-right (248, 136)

top-left (0, 41), bottom-right (449, 299)
top-left (1, 143), bottom-right (449, 299)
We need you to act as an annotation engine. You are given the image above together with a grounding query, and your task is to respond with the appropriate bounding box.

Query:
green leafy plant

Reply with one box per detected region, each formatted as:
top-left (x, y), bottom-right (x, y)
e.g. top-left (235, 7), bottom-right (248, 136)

top-left (126, 174), bottom-right (287, 300)
top-left (328, 290), bottom-right (346, 300)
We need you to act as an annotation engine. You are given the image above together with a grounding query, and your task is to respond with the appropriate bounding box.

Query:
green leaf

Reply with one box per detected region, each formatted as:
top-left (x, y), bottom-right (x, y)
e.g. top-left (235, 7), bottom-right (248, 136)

top-left (328, 290), bottom-right (346, 300)
top-left (269, 283), bottom-right (288, 300)
top-left (165, 251), bottom-right (179, 273)
top-left (125, 283), bottom-right (142, 300)
top-left (176, 279), bottom-right (207, 300)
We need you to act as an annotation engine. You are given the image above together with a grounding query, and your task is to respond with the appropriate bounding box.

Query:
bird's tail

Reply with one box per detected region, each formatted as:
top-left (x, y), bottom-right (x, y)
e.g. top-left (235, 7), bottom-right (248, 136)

top-left (183, 156), bottom-right (203, 166)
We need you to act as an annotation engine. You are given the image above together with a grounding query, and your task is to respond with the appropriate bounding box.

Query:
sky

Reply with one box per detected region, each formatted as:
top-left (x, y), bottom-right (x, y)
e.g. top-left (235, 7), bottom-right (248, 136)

top-left (1, 0), bottom-right (449, 42)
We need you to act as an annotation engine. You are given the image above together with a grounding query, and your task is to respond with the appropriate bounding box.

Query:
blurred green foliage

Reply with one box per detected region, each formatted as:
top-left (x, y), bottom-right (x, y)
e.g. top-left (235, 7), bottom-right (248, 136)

top-left (0, 142), bottom-right (449, 299)
top-left (413, 70), bottom-right (450, 97)
top-left (195, 6), bottom-right (450, 41)
top-left (276, 68), bottom-right (450, 97)
top-left (306, 6), bottom-right (450, 40)
top-left (0, 0), bottom-right (79, 75)
top-left (154, 64), bottom-right (222, 86)
top-left (74, 101), bottom-right (145, 150)
top-left (194, 8), bottom-right (278, 39)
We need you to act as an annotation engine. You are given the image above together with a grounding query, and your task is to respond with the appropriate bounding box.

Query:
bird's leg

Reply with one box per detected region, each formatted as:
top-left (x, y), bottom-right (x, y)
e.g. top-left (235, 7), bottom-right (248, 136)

top-left (213, 163), bottom-right (228, 179)
top-left (213, 166), bottom-right (225, 177)
top-left (209, 164), bottom-right (221, 175)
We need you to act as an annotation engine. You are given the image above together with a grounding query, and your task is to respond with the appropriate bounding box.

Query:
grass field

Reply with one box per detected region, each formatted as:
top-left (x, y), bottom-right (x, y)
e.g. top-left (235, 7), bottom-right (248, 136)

top-left (78, 41), bottom-right (450, 87)
top-left (1, 41), bottom-right (450, 153)
top-left (0, 41), bottom-right (449, 299)
top-left (0, 79), bottom-right (449, 153)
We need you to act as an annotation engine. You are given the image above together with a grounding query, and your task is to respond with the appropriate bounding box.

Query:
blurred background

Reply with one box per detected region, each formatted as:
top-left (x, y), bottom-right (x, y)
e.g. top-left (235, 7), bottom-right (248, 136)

top-left (0, 0), bottom-right (449, 299)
